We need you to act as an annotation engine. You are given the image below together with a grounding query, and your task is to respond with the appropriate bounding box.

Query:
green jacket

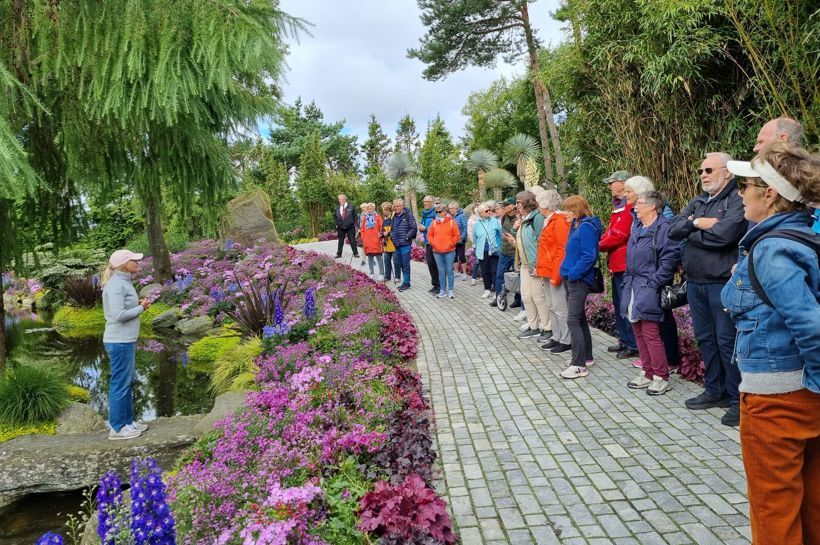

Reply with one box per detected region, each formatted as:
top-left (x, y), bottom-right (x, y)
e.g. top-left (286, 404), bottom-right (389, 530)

top-left (501, 214), bottom-right (517, 256)
top-left (513, 209), bottom-right (544, 267)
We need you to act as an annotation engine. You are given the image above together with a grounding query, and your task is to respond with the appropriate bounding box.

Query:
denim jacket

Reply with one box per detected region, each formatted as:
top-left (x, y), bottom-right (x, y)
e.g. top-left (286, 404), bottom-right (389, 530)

top-left (720, 212), bottom-right (820, 394)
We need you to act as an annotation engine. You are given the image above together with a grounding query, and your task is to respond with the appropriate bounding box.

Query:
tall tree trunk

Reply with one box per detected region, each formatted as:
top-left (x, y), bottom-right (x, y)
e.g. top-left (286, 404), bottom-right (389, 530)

top-left (478, 170), bottom-right (487, 200)
top-left (520, 3), bottom-right (553, 184)
top-left (143, 189), bottom-right (172, 283)
top-left (409, 191), bottom-right (419, 221)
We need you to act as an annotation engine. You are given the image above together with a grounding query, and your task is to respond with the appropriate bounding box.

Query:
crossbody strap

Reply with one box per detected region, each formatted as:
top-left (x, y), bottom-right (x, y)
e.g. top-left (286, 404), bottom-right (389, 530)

top-left (748, 229), bottom-right (820, 307)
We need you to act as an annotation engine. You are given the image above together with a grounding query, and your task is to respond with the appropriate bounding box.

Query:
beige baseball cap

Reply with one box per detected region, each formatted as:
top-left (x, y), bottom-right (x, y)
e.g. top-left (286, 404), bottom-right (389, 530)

top-left (109, 249), bottom-right (144, 268)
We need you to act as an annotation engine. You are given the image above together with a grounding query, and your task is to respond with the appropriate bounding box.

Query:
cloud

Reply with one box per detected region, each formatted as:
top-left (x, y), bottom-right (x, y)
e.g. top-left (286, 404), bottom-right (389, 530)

top-left (274, 0), bottom-right (565, 146)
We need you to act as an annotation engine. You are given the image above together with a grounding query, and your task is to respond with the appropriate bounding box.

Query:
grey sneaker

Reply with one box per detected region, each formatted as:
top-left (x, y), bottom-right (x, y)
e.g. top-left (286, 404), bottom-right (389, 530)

top-left (560, 365), bottom-right (589, 379)
top-left (448, 290), bottom-right (455, 299)
top-left (108, 423), bottom-right (142, 441)
top-left (131, 421), bottom-right (149, 433)
top-left (647, 376), bottom-right (671, 396)
top-left (628, 371), bottom-right (652, 389)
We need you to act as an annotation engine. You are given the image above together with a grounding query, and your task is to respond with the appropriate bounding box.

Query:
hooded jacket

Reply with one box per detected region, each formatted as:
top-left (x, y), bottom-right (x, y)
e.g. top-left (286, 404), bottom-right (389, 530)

top-left (452, 209), bottom-right (468, 244)
top-left (420, 206), bottom-right (437, 244)
top-left (514, 209), bottom-right (545, 268)
top-left (598, 196), bottom-right (633, 273)
top-left (427, 215), bottom-right (461, 253)
top-left (560, 216), bottom-right (603, 285)
top-left (535, 211), bottom-right (571, 284)
top-left (359, 213), bottom-right (384, 255)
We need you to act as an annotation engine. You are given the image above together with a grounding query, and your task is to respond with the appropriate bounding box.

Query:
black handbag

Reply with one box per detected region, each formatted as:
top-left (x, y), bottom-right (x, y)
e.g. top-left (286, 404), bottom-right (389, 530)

top-left (660, 279), bottom-right (687, 310)
top-left (589, 259), bottom-right (605, 294)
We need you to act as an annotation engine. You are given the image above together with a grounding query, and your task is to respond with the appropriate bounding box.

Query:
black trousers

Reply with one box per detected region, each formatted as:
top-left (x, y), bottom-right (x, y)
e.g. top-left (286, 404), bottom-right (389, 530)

top-left (661, 309), bottom-right (680, 366)
top-left (479, 255), bottom-right (499, 291)
top-left (336, 226), bottom-right (358, 257)
top-left (425, 243), bottom-right (439, 289)
top-left (566, 280), bottom-right (592, 367)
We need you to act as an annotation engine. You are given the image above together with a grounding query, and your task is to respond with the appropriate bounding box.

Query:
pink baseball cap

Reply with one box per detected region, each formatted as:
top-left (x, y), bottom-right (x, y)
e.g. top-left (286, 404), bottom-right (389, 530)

top-left (109, 249), bottom-right (144, 268)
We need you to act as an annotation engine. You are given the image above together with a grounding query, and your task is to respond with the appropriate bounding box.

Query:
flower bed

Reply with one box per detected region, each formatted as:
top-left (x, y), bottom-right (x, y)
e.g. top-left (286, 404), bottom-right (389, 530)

top-left (130, 241), bottom-right (456, 544)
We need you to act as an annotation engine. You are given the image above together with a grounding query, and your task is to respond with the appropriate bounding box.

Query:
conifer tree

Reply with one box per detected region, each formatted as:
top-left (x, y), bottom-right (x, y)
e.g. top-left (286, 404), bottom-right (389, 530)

top-left (297, 131), bottom-right (329, 236)
top-left (362, 114), bottom-right (392, 176)
top-left (395, 114), bottom-right (421, 157)
top-left (419, 116), bottom-right (458, 198)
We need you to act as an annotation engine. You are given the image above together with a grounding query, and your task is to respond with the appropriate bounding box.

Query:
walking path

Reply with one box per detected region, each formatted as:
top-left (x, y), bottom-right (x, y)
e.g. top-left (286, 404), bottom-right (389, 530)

top-left (299, 241), bottom-right (751, 545)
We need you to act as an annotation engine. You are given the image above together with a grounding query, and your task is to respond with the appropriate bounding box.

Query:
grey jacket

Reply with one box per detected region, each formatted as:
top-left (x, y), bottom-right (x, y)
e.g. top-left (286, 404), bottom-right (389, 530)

top-left (102, 271), bottom-right (144, 343)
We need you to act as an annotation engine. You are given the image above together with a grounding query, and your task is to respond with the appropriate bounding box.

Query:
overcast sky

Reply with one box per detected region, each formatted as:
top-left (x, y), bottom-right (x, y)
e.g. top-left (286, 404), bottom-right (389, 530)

top-left (269, 0), bottom-right (566, 146)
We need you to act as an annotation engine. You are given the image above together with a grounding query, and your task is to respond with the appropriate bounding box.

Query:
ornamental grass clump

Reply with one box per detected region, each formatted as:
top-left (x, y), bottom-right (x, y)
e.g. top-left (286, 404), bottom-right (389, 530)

top-left (0, 366), bottom-right (70, 425)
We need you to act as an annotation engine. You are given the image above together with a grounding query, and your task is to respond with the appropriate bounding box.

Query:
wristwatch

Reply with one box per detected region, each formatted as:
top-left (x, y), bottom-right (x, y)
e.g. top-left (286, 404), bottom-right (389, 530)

top-left (693, 218), bottom-right (701, 228)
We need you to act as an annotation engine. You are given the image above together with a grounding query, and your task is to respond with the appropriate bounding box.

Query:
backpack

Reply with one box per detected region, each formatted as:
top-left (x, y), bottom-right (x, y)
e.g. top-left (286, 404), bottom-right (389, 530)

top-left (747, 229), bottom-right (820, 307)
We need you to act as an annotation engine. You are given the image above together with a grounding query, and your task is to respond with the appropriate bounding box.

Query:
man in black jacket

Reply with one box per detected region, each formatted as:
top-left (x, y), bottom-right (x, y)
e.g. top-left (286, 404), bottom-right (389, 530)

top-left (669, 152), bottom-right (747, 426)
top-left (334, 194), bottom-right (359, 259)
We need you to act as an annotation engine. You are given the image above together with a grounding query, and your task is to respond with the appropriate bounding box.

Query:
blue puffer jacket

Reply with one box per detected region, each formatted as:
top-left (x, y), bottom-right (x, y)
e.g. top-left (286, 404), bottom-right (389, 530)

top-left (560, 216), bottom-right (602, 285)
top-left (620, 216), bottom-right (680, 322)
top-left (391, 208), bottom-right (418, 248)
top-left (420, 206), bottom-right (436, 244)
top-left (472, 217), bottom-right (502, 260)
top-left (452, 209), bottom-right (468, 244)
top-left (720, 212), bottom-right (820, 394)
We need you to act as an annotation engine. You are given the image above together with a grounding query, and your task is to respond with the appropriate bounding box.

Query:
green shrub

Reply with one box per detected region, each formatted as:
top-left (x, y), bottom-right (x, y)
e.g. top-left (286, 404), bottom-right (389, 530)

top-left (188, 334), bottom-right (242, 365)
top-left (52, 305), bottom-right (106, 337)
top-left (210, 337), bottom-right (263, 395)
top-left (126, 230), bottom-right (190, 254)
top-left (66, 385), bottom-right (91, 403)
top-left (0, 366), bottom-right (71, 425)
top-left (140, 302), bottom-right (173, 337)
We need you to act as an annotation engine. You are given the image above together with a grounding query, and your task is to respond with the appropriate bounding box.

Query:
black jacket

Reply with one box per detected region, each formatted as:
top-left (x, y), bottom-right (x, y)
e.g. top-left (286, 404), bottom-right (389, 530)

top-left (668, 182), bottom-right (748, 283)
top-left (334, 202), bottom-right (357, 230)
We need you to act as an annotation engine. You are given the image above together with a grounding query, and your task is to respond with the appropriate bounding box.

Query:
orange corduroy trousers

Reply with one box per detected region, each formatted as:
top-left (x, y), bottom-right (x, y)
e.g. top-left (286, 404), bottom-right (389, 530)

top-left (740, 389), bottom-right (820, 545)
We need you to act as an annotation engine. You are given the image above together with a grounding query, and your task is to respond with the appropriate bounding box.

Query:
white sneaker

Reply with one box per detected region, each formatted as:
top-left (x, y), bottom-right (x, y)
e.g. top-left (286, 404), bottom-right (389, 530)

top-left (481, 290), bottom-right (491, 298)
top-left (377, 275), bottom-right (385, 282)
top-left (627, 371), bottom-right (652, 389)
top-left (470, 279), bottom-right (477, 286)
top-left (513, 310), bottom-right (527, 322)
top-left (519, 322), bottom-right (530, 331)
top-left (448, 291), bottom-right (455, 299)
top-left (560, 365), bottom-right (589, 379)
top-left (647, 376), bottom-right (671, 396)
top-left (393, 278), bottom-right (400, 285)
top-left (436, 291), bottom-right (446, 298)
top-left (130, 421), bottom-right (149, 433)
top-left (109, 423), bottom-right (142, 441)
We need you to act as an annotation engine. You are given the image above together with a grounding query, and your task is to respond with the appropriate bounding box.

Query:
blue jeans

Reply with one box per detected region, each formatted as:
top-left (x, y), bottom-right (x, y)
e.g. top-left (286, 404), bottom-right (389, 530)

top-left (687, 281), bottom-right (740, 404)
top-left (395, 245), bottom-right (412, 285)
top-left (611, 272), bottom-right (637, 350)
top-left (496, 254), bottom-right (514, 295)
top-left (104, 342), bottom-right (137, 432)
top-left (433, 251), bottom-right (456, 292)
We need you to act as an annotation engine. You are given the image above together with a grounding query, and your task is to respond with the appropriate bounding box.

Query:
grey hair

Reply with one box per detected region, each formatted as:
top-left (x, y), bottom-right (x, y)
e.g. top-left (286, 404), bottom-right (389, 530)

top-left (624, 175), bottom-right (655, 194)
top-left (537, 189), bottom-right (563, 211)
top-left (393, 198), bottom-right (404, 205)
top-left (637, 191), bottom-right (665, 214)
top-left (483, 199), bottom-right (497, 209)
top-left (476, 203), bottom-right (489, 215)
top-left (423, 195), bottom-right (434, 202)
top-left (705, 151), bottom-right (732, 165)
top-left (775, 117), bottom-right (804, 146)
top-left (448, 200), bottom-right (461, 209)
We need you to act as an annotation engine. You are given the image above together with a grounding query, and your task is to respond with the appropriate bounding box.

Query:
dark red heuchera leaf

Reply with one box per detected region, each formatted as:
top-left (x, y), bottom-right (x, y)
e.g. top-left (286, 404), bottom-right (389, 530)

top-left (358, 474), bottom-right (457, 544)
top-left (380, 312), bottom-right (419, 362)
top-left (370, 407), bottom-right (436, 485)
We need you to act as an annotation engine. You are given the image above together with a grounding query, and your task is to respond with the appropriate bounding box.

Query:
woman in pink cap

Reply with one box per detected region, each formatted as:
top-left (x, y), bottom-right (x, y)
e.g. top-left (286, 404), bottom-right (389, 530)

top-left (101, 249), bottom-right (151, 440)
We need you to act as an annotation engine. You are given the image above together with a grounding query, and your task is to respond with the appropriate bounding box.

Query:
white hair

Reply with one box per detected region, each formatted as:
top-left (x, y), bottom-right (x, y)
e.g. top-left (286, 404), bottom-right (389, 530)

top-left (537, 189), bottom-right (563, 211)
top-left (625, 176), bottom-right (655, 195)
top-left (476, 203), bottom-right (489, 215)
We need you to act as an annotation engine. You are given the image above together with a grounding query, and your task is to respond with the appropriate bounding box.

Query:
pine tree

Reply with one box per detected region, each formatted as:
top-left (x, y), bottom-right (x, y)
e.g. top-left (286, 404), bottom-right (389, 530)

top-left (395, 114), bottom-right (421, 157)
top-left (362, 114), bottom-right (392, 176)
top-left (297, 131), bottom-right (329, 236)
top-left (260, 152), bottom-right (298, 233)
top-left (418, 116), bottom-right (458, 198)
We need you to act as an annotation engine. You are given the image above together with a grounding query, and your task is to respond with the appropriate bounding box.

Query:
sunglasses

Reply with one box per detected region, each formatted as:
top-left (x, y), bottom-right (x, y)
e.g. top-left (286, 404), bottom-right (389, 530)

top-left (436, 209), bottom-right (446, 214)
top-left (697, 167), bottom-right (725, 175)
top-left (736, 178), bottom-right (767, 194)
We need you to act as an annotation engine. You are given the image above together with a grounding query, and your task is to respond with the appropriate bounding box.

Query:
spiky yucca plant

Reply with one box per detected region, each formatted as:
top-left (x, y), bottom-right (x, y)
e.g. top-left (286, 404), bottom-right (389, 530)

top-left (398, 175), bottom-right (427, 220)
top-left (483, 168), bottom-right (518, 201)
top-left (387, 153), bottom-right (423, 218)
top-left (503, 134), bottom-right (540, 190)
top-left (467, 149), bottom-right (498, 199)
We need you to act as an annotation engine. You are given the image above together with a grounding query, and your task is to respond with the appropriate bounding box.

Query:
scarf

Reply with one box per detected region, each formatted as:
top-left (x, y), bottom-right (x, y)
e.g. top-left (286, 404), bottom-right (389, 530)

top-left (365, 212), bottom-right (376, 229)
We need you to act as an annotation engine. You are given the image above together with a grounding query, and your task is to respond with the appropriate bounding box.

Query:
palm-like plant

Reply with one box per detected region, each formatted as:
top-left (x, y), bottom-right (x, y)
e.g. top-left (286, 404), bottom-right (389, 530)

top-left (483, 168), bottom-right (518, 201)
top-left (387, 152), bottom-right (422, 218)
top-left (466, 149), bottom-right (498, 200)
top-left (503, 134), bottom-right (541, 189)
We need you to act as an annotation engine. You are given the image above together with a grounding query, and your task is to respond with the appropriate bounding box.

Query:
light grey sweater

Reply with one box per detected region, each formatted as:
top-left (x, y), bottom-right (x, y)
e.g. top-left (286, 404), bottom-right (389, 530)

top-left (102, 271), bottom-right (144, 343)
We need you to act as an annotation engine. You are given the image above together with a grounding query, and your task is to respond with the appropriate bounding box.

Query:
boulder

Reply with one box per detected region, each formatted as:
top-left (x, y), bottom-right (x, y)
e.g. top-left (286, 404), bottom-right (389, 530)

top-left (193, 390), bottom-right (250, 436)
top-left (56, 403), bottom-right (107, 435)
top-left (151, 309), bottom-right (180, 329)
top-left (0, 415), bottom-right (202, 509)
top-left (138, 283), bottom-right (163, 299)
top-left (175, 316), bottom-right (213, 337)
top-left (222, 189), bottom-right (279, 246)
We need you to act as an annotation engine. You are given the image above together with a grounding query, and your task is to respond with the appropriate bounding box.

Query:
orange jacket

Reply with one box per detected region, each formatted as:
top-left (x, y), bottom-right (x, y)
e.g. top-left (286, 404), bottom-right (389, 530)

top-left (360, 213), bottom-right (384, 255)
top-left (535, 211), bottom-right (571, 285)
top-left (427, 216), bottom-right (460, 253)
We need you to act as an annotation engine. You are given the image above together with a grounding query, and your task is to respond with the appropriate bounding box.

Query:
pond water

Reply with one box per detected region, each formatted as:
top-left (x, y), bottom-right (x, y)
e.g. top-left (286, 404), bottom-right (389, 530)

top-left (0, 311), bottom-right (215, 544)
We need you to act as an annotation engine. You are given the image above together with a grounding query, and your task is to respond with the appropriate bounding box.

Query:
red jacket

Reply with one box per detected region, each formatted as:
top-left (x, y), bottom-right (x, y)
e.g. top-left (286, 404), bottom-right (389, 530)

top-left (535, 211), bottom-right (571, 285)
top-left (598, 197), bottom-right (633, 273)
top-left (427, 216), bottom-right (460, 253)
top-left (360, 213), bottom-right (384, 255)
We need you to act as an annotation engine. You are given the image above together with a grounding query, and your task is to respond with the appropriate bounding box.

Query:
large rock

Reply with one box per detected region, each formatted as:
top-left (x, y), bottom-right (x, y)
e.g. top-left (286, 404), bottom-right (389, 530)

top-left (138, 283), bottom-right (163, 299)
top-left (151, 308), bottom-right (180, 329)
top-left (193, 390), bottom-right (250, 436)
top-left (56, 403), bottom-right (107, 435)
top-left (222, 188), bottom-right (279, 246)
top-left (0, 415), bottom-right (202, 509)
top-left (175, 316), bottom-right (213, 336)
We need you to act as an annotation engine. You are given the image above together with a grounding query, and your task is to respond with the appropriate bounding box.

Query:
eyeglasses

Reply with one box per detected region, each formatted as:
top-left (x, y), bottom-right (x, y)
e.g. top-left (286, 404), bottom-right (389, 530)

top-left (697, 166), bottom-right (725, 175)
top-left (436, 210), bottom-right (446, 214)
top-left (635, 200), bottom-right (648, 207)
top-left (736, 178), bottom-right (767, 194)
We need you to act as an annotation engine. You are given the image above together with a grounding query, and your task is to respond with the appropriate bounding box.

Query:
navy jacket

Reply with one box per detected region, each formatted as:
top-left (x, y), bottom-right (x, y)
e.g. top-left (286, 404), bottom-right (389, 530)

top-left (620, 216), bottom-right (680, 322)
top-left (560, 216), bottom-right (602, 285)
top-left (391, 208), bottom-right (418, 248)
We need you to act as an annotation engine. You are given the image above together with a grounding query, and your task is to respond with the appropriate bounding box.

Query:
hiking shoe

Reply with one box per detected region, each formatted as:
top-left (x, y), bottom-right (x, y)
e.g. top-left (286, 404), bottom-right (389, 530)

top-left (628, 371), bottom-right (652, 389)
top-left (513, 310), bottom-right (527, 322)
top-left (549, 343), bottom-right (571, 354)
top-left (429, 286), bottom-right (439, 293)
top-left (436, 291), bottom-right (446, 298)
top-left (617, 348), bottom-right (639, 359)
top-left (685, 392), bottom-right (731, 410)
top-left (518, 328), bottom-right (540, 339)
top-left (721, 405), bottom-right (740, 426)
top-left (631, 359), bottom-right (643, 368)
top-left (607, 344), bottom-right (624, 353)
top-left (647, 376), bottom-right (671, 396)
top-left (537, 330), bottom-right (553, 342)
top-left (560, 365), bottom-right (589, 379)
top-left (541, 339), bottom-right (560, 350)
top-left (377, 275), bottom-right (385, 282)
top-left (109, 424), bottom-right (142, 441)
top-left (397, 284), bottom-right (411, 292)
top-left (510, 300), bottom-right (521, 308)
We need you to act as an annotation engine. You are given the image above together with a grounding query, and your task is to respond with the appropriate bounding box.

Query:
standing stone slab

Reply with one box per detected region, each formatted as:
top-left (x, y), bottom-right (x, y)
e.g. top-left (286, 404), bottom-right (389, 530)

top-left (222, 188), bottom-right (279, 246)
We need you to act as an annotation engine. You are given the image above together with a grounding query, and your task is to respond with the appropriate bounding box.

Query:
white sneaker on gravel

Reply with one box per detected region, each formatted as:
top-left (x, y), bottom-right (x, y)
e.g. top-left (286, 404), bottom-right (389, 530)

top-left (481, 290), bottom-right (491, 298)
top-left (436, 291), bottom-right (446, 298)
top-left (627, 371), bottom-right (652, 389)
top-left (513, 310), bottom-right (527, 322)
top-left (647, 376), bottom-right (671, 396)
top-left (470, 278), bottom-right (477, 286)
top-left (560, 365), bottom-right (589, 379)
top-left (519, 322), bottom-right (530, 331)
top-left (109, 423), bottom-right (142, 441)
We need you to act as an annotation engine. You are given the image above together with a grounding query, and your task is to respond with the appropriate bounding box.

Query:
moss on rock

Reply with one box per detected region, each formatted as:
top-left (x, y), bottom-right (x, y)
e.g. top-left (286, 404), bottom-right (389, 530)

top-left (188, 334), bottom-right (242, 365)
top-left (0, 422), bottom-right (57, 443)
top-left (52, 305), bottom-right (106, 337)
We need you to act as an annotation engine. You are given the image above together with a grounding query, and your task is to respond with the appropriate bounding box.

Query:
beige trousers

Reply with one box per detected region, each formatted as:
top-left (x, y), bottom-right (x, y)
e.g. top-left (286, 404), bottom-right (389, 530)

top-left (542, 280), bottom-right (569, 344)
top-left (520, 267), bottom-right (550, 331)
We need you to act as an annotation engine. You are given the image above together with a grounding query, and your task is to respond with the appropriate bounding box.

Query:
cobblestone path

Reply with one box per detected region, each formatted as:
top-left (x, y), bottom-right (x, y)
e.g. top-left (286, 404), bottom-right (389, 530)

top-left (299, 241), bottom-right (751, 545)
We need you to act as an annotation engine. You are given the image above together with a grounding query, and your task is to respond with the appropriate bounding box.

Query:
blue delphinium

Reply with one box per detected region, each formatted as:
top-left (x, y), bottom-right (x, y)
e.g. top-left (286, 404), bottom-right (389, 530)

top-left (274, 288), bottom-right (285, 326)
top-left (225, 238), bottom-right (233, 252)
top-left (130, 458), bottom-right (176, 545)
top-left (97, 470), bottom-right (123, 545)
top-left (304, 287), bottom-right (316, 320)
top-left (35, 532), bottom-right (64, 545)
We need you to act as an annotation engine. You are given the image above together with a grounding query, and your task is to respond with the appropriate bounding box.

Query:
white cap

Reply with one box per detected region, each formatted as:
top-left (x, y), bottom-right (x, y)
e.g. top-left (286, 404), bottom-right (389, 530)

top-left (109, 249), bottom-right (144, 268)
top-left (727, 157), bottom-right (805, 203)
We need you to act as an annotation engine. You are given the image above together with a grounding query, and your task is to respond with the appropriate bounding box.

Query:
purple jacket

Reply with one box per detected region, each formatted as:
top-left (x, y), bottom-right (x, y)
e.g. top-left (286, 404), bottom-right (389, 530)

top-left (620, 215), bottom-right (680, 322)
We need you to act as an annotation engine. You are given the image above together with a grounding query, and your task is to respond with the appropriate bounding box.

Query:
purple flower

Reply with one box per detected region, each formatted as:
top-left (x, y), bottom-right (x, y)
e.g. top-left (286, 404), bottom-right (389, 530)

top-left (35, 532), bottom-right (64, 545)
top-left (97, 471), bottom-right (123, 544)
top-left (304, 288), bottom-right (316, 320)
